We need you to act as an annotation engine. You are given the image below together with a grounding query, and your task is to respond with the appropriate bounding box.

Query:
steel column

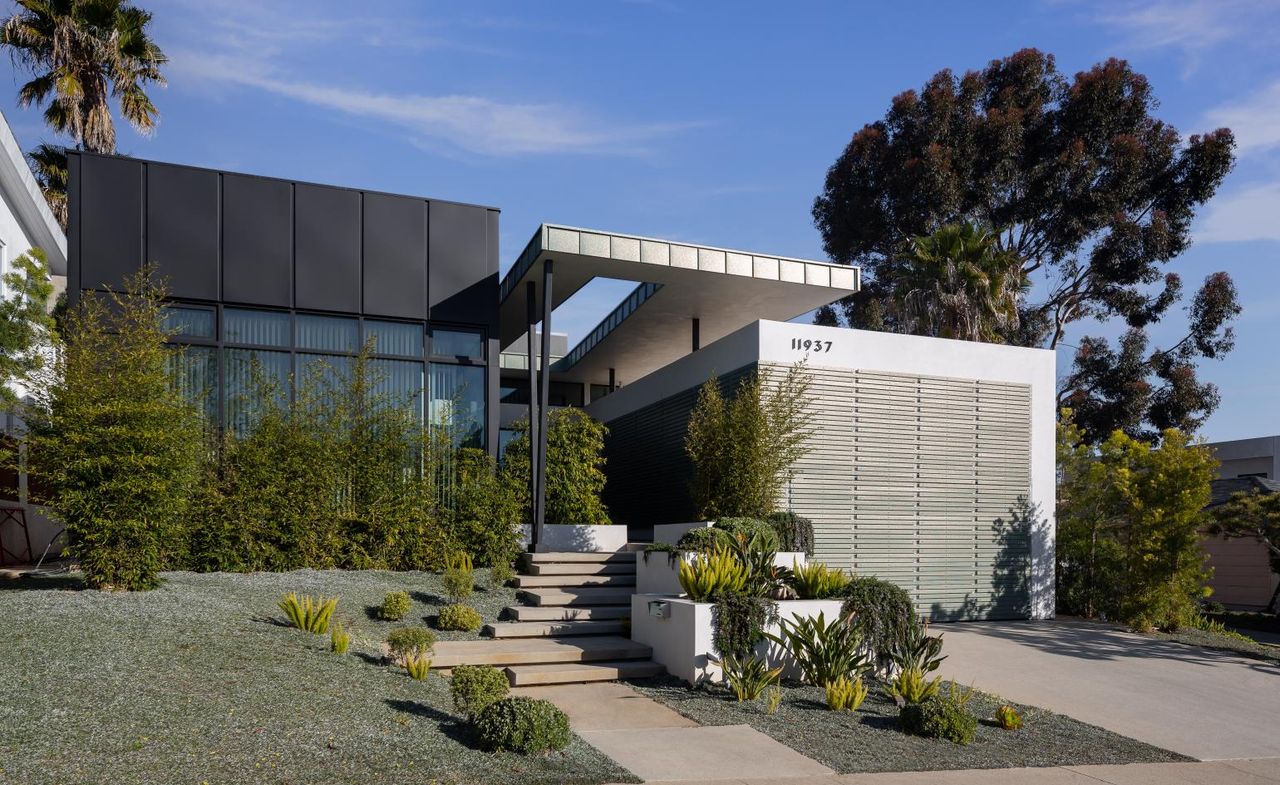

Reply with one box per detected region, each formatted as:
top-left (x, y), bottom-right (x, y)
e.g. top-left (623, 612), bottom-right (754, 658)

top-left (525, 281), bottom-right (540, 550)
top-left (535, 260), bottom-right (554, 538)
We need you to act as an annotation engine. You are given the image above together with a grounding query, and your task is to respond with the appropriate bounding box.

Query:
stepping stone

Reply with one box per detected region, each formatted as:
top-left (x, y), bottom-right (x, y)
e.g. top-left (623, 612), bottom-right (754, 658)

top-left (506, 660), bottom-right (664, 686)
top-left (484, 620), bottom-right (625, 638)
top-left (523, 552), bottom-right (632, 564)
top-left (519, 587), bottom-right (634, 606)
top-left (513, 574), bottom-right (636, 588)
top-left (431, 636), bottom-right (650, 668)
top-left (525, 562), bottom-right (635, 576)
top-left (578, 725), bottom-right (834, 782)
top-left (512, 682), bottom-right (697, 730)
top-left (505, 605), bottom-right (631, 622)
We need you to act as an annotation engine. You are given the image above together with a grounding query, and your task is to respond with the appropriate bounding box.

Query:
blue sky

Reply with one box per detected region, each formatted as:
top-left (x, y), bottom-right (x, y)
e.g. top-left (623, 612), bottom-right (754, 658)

top-left (2, 0), bottom-right (1278, 441)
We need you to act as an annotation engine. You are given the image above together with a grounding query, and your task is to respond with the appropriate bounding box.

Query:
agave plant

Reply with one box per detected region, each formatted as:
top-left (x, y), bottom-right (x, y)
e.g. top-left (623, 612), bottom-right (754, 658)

top-left (278, 593), bottom-right (338, 634)
top-left (720, 654), bottom-right (783, 702)
top-left (890, 617), bottom-right (946, 674)
top-left (765, 611), bottom-right (869, 687)
top-left (678, 547), bottom-right (748, 602)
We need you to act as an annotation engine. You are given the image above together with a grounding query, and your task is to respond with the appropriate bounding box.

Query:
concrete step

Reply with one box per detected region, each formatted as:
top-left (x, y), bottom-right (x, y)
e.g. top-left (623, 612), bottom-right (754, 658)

top-left (525, 562), bottom-right (635, 576)
top-left (505, 605), bottom-right (631, 622)
top-left (519, 587), bottom-right (635, 607)
top-left (505, 660), bottom-right (664, 686)
top-left (513, 574), bottom-right (636, 589)
top-left (431, 636), bottom-right (650, 668)
top-left (484, 620), bottom-right (626, 638)
top-left (524, 552), bottom-right (634, 564)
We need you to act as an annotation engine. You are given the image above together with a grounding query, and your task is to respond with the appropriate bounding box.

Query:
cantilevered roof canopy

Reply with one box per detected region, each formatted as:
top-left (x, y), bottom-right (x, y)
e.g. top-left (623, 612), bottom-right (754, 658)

top-left (499, 224), bottom-right (858, 386)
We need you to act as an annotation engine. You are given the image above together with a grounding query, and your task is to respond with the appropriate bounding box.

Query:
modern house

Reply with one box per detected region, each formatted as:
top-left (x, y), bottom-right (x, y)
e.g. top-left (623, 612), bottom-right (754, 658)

top-left (1204, 436), bottom-right (1280, 609)
top-left (0, 108), bottom-right (67, 568)
top-left (61, 154), bottom-right (1057, 621)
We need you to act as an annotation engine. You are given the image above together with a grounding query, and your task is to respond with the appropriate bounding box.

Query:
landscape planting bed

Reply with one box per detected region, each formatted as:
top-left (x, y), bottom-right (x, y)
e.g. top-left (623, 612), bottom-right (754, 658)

top-left (0, 570), bottom-right (636, 785)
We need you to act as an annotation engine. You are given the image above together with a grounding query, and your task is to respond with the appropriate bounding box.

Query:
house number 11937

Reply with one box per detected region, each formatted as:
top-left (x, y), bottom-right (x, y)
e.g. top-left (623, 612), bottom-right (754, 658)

top-left (791, 338), bottom-right (833, 353)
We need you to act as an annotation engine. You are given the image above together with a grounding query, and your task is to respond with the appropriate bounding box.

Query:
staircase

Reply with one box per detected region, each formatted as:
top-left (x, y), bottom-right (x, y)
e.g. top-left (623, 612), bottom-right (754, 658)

top-left (431, 549), bottom-right (664, 686)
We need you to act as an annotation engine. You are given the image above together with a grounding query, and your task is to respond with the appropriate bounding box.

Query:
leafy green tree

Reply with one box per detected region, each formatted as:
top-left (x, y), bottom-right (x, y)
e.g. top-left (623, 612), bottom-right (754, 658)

top-left (1056, 411), bottom-right (1216, 630)
top-left (504, 408), bottom-right (611, 525)
top-left (813, 49), bottom-right (1239, 443)
top-left (25, 271), bottom-right (203, 590)
top-left (1208, 490), bottom-right (1280, 614)
top-left (447, 447), bottom-right (522, 567)
top-left (685, 364), bottom-right (813, 519)
top-left (892, 222), bottom-right (1026, 342)
top-left (0, 248), bottom-right (54, 406)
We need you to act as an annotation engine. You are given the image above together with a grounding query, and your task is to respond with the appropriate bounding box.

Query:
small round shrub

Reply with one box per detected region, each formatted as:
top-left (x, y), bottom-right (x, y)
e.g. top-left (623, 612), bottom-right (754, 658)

top-left (474, 696), bottom-right (571, 754)
top-left (840, 576), bottom-right (916, 670)
top-left (378, 591), bottom-right (411, 621)
top-left (442, 568), bottom-right (474, 602)
top-left (386, 626), bottom-right (436, 659)
top-left (766, 511), bottom-right (814, 556)
top-left (676, 526), bottom-right (731, 553)
top-left (899, 698), bottom-right (978, 745)
top-left (714, 517), bottom-right (779, 551)
top-left (451, 664), bottom-right (510, 719)
top-left (437, 603), bottom-right (483, 632)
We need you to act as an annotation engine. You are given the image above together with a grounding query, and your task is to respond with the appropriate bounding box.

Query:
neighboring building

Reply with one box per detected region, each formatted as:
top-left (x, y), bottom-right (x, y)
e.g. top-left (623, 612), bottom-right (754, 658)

top-left (1205, 437), bottom-right (1280, 610)
top-left (66, 152), bottom-right (499, 452)
top-left (0, 108), bottom-right (68, 567)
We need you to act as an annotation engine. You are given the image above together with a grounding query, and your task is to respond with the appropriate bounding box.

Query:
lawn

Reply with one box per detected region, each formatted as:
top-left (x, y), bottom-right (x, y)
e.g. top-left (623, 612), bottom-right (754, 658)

top-left (627, 675), bottom-right (1189, 774)
top-left (0, 569), bottom-right (637, 785)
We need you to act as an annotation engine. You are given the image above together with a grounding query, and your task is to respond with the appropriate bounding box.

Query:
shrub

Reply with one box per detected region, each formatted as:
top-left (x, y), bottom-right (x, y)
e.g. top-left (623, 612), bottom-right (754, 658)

top-left (489, 559), bottom-right (516, 587)
top-left (474, 697), bottom-right (571, 754)
top-left (721, 654), bottom-right (782, 702)
top-left (685, 365), bottom-right (813, 519)
top-left (444, 448), bottom-right (523, 571)
top-left (713, 592), bottom-right (778, 660)
top-left (767, 511), bottom-right (814, 556)
top-left (764, 685), bottom-right (783, 715)
top-left (715, 518), bottom-right (779, 551)
top-left (825, 675), bottom-right (868, 712)
top-left (25, 271), bottom-right (204, 591)
top-left (766, 611), bottom-right (868, 687)
top-left (378, 591), bottom-right (412, 621)
top-left (330, 621), bottom-right (351, 654)
top-left (900, 684), bottom-right (978, 744)
top-left (643, 541), bottom-right (679, 566)
top-left (387, 626), bottom-right (436, 659)
top-left (679, 547), bottom-right (748, 601)
top-left (442, 552), bottom-right (475, 602)
top-left (450, 664), bottom-right (510, 719)
top-left (676, 526), bottom-right (732, 553)
top-left (404, 651), bottom-right (432, 681)
top-left (840, 576), bottom-right (917, 673)
top-left (503, 408), bottom-right (611, 526)
top-left (791, 561), bottom-right (850, 599)
top-left (279, 593), bottom-right (338, 634)
top-left (437, 603), bottom-right (483, 632)
top-left (995, 704), bottom-right (1023, 730)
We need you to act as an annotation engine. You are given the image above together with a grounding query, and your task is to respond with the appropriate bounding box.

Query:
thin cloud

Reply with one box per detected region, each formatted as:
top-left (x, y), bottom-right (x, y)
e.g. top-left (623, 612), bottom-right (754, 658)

top-left (1086, 0), bottom-right (1277, 74)
top-left (170, 50), bottom-right (704, 157)
top-left (1196, 181), bottom-right (1280, 244)
top-left (1203, 81), bottom-right (1280, 157)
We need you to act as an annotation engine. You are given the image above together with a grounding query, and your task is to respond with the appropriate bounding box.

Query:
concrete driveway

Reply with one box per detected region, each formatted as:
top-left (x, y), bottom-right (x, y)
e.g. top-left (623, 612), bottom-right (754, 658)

top-left (936, 619), bottom-right (1280, 762)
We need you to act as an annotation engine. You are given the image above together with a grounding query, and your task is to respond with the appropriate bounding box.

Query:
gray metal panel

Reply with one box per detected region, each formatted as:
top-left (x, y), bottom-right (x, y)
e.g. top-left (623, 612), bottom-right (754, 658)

top-left (222, 174), bottom-right (292, 307)
top-left (295, 183), bottom-right (361, 312)
top-left (79, 155), bottom-right (142, 290)
top-left (146, 163), bottom-right (218, 300)
top-left (362, 192), bottom-right (427, 319)
top-left (429, 200), bottom-right (492, 322)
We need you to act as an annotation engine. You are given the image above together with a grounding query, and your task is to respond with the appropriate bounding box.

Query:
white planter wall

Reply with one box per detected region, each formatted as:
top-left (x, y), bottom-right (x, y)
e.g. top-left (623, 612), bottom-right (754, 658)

top-left (630, 594), bottom-right (844, 685)
top-left (634, 551), bottom-right (808, 596)
top-left (651, 521), bottom-right (711, 546)
top-left (519, 524), bottom-right (629, 553)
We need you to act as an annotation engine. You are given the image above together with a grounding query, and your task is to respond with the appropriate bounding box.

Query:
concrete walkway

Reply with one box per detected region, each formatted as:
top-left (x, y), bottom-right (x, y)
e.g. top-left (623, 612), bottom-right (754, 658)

top-left (515, 682), bottom-right (834, 782)
top-left (934, 620), bottom-right (1280, 761)
top-left (636, 757), bottom-right (1280, 784)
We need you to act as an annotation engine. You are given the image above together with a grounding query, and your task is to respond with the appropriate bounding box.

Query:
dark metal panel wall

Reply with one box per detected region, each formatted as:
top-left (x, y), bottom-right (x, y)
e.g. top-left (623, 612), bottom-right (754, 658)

top-left (428, 200), bottom-right (491, 322)
top-left (361, 192), bottom-right (427, 319)
top-left (78, 155), bottom-right (143, 290)
top-left (146, 164), bottom-right (219, 300)
top-left (295, 183), bottom-right (361, 313)
top-left (222, 174), bottom-right (292, 307)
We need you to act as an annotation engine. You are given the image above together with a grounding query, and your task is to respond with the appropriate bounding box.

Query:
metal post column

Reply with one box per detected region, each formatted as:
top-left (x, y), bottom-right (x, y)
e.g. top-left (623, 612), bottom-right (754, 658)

top-left (535, 260), bottom-right (554, 538)
top-left (525, 281), bottom-right (540, 551)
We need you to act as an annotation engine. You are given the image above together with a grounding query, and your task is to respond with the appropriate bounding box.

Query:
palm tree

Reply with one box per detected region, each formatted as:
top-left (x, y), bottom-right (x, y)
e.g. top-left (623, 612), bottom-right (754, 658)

top-left (892, 222), bottom-right (1027, 343)
top-left (3, 0), bottom-right (166, 153)
top-left (27, 142), bottom-right (67, 226)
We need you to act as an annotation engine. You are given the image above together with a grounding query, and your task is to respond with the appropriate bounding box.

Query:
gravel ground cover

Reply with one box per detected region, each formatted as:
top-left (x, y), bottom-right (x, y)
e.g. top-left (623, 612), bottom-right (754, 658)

top-left (628, 675), bottom-right (1189, 774)
top-left (0, 570), bottom-right (637, 785)
top-left (1147, 626), bottom-right (1280, 665)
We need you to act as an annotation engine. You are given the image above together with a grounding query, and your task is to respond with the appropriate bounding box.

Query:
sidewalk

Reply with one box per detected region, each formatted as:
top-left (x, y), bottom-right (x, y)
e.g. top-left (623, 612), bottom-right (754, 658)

top-left (625, 757), bottom-right (1280, 784)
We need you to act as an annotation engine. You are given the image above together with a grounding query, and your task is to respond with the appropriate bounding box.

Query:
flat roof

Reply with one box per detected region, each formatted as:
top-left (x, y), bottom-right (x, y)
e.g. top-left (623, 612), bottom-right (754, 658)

top-left (499, 224), bottom-right (858, 386)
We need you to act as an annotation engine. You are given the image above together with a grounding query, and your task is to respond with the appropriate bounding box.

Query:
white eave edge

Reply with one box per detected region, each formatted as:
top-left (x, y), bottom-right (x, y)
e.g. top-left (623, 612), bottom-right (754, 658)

top-left (0, 108), bottom-right (66, 275)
